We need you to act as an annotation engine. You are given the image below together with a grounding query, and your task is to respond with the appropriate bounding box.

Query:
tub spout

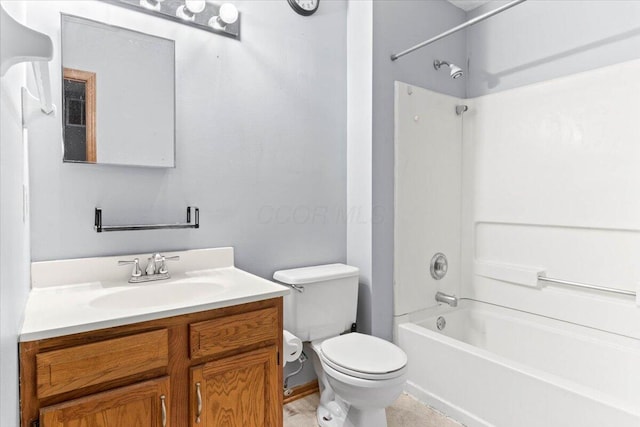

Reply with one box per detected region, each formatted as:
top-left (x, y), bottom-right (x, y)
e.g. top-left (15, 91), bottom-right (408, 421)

top-left (435, 291), bottom-right (458, 307)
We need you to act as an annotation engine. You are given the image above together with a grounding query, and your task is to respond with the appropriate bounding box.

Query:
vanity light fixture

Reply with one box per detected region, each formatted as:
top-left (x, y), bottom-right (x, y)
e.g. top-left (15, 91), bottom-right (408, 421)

top-left (103, 0), bottom-right (241, 39)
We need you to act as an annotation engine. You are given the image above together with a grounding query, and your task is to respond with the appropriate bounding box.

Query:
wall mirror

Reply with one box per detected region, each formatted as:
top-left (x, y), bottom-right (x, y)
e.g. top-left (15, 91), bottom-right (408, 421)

top-left (61, 15), bottom-right (175, 167)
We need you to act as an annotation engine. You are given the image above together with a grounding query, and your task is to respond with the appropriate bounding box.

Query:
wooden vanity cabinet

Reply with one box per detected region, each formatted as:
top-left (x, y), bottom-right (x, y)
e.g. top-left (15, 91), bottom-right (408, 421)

top-left (40, 377), bottom-right (170, 427)
top-left (20, 298), bottom-right (283, 427)
top-left (190, 347), bottom-right (280, 427)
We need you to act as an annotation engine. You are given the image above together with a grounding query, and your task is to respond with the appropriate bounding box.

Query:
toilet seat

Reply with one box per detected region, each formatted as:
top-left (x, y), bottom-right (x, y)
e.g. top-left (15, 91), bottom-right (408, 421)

top-left (319, 333), bottom-right (407, 381)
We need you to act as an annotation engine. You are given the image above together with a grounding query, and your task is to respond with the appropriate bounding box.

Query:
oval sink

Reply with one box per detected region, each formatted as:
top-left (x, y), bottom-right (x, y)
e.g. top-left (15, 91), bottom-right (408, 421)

top-left (90, 281), bottom-right (225, 310)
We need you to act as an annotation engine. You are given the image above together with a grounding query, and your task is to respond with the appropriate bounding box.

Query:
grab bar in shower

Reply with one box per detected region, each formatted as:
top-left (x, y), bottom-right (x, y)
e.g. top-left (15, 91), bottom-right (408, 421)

top-left (537, 276), bottom-right (636, 297)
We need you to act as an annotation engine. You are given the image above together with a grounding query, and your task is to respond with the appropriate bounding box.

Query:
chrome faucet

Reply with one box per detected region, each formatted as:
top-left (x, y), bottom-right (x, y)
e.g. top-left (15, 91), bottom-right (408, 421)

top-left (435, 291), bottom-right (458, 307)
top-left (119, 253), bottom-right (180, 283)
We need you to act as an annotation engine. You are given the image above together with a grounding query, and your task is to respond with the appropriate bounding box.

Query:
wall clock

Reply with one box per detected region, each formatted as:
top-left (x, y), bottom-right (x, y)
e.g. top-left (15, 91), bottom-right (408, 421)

top-left (287, 0), bottom-right (319, 16)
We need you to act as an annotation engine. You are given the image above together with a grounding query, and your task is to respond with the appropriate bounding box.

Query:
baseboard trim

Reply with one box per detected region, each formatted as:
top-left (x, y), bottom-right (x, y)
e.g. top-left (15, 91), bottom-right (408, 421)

top-left (404, 381), bottom-right (489, 427)
top-left (283, 380), bottom-right (319, 405)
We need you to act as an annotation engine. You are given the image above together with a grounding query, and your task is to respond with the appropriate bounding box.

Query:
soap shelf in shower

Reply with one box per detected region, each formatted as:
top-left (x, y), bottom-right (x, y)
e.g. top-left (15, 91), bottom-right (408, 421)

top-left (94, 206), bottom-right (199, 232)
top-left (475, 261), bottom-right (545, 288)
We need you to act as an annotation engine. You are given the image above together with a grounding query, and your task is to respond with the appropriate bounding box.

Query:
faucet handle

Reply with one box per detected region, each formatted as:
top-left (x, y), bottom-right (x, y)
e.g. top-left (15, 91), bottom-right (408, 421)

top-left (158, 255), bottom-right (180, 274)
top-left (118, 258), bottom-right (142, 277)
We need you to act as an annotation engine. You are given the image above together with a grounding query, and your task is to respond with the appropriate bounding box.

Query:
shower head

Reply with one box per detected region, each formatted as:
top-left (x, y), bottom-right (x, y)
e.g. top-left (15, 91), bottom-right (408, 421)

top-left (434, 59), bottom-right (464, 79)
top-left (449, 64), bottom-right (463, 79)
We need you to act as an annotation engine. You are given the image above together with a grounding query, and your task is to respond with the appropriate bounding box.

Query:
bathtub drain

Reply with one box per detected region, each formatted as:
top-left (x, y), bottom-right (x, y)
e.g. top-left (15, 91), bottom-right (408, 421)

top-left (436, 316), bottom-right (446, 330)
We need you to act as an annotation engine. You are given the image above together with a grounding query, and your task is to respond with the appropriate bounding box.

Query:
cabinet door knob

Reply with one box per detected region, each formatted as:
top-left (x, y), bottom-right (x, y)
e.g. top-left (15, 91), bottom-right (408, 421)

top-left (196, 382), bottom-right (202, 423)
top-left (160, 395), bottom-right (167, 427)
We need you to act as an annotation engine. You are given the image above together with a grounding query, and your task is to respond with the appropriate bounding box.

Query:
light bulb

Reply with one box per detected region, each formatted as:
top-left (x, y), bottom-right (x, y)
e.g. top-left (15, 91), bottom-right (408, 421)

top-left (219, 3), bottom-right (238, 25)
top-left (209, 3), bottom-right (238, 28)
top-left (140, 0), bottom-right (164, 11)
top-left (185, 0), bottom-right (205, 14)
top-left (176, 0), bottom-right (206, 21)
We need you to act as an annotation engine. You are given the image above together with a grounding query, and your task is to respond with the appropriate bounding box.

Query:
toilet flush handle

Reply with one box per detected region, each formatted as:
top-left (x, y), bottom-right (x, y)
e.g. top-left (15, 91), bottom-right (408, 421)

top-left (289, 284), bottom-right (304, 293)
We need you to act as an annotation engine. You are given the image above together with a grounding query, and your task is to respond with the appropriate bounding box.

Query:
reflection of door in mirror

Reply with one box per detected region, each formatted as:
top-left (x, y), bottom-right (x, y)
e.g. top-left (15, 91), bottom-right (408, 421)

top-left (63, 68), bottom-right (96, 163)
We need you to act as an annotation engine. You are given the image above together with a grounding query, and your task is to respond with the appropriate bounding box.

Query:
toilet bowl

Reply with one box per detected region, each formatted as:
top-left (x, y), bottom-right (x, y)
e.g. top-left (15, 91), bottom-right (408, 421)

top-left (310, 333), bottom-right (408, 427)
top-left (273, 264), bottom-right (408, 427)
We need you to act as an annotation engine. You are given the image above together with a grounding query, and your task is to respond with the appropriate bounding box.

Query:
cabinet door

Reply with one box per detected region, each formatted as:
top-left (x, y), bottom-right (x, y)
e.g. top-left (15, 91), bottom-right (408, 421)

top-left (191, 346), bottom-right (281, 427)
top-left (40, 377), bottom-right (170, 427)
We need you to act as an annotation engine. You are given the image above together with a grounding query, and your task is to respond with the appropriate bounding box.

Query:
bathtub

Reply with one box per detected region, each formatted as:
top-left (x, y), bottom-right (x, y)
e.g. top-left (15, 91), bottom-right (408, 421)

top-left (396, 300), bottom-right (640, 427)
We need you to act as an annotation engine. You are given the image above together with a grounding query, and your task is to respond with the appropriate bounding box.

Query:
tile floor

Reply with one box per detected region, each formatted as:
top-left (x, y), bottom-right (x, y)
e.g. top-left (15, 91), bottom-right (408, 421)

top-left (283, 392), bottom-right (463, 427)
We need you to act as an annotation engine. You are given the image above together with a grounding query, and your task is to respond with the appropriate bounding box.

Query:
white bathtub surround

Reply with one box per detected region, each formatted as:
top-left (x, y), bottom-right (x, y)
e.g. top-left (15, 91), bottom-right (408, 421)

top-left (394, 61), bottom-right (640, 335)
top-left (398, 300), bottom-right (640, 427)
top-left (21, 247), bottom-right (289, 341)
top-left (393, 59), bottom-right (640, 426)
top-left (394, 82), bottom-right (462, 317)
top-left (461, 59), bottom-right (640, 337)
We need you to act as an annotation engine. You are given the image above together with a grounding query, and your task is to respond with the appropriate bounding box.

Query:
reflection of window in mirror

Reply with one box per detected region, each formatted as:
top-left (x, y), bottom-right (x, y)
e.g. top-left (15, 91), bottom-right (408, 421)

top-left (63, 68), bottom-right (96, 163)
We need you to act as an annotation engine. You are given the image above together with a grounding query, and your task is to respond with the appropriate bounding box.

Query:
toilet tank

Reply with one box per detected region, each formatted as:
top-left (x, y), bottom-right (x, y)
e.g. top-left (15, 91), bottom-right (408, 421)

top-left (273, 264), bottom-right (359, 342)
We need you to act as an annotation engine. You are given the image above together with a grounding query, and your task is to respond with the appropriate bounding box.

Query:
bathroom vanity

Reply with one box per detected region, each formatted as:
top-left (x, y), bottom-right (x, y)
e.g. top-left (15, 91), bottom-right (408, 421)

top-left (18, 248), bottom-right (289, 427)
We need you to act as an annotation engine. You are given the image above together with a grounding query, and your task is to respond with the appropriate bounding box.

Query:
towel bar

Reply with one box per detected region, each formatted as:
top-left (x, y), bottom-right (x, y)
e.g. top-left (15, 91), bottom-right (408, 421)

top-left (537, 276), bottom-right (635, 297)
top-left (94, 206), bottom-right (199, 232)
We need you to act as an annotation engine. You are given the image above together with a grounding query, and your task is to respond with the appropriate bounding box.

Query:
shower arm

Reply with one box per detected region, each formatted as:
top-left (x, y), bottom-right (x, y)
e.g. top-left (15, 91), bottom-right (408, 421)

top-left (390, 0), bottom-right (527, 61)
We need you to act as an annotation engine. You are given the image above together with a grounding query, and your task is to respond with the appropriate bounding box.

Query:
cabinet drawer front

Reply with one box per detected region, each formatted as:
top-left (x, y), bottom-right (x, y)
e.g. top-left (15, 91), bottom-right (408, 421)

top-left (190, 307), bottom-right (278, 359)
top-left (36, 329), bottom-right (168, 399)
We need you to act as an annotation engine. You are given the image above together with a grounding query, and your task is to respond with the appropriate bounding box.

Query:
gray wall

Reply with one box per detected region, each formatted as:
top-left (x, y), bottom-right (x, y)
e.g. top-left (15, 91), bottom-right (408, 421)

top-left (466, 0), bottom-right (640, 97)
top-left (0, 3), bottom-right (30, 425)
top-left (26, 1), bottom-right (347, 281)
top-left (370, 0), bottom-right (466, 340)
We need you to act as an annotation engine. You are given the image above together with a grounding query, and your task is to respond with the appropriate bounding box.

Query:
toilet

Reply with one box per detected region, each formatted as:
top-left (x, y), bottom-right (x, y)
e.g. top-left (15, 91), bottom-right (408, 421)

top-left (274, 264), bottom-right (407, 427)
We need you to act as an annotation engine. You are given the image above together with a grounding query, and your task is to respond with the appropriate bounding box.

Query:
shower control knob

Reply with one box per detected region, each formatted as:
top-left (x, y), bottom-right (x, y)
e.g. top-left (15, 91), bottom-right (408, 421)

top-left (430, 253), bottom-right (448, 280)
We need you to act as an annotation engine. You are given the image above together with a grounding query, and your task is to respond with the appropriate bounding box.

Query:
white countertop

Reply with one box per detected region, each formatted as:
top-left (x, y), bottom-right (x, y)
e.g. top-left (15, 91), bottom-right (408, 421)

top-left (21, 248), bottom-right (290, 341)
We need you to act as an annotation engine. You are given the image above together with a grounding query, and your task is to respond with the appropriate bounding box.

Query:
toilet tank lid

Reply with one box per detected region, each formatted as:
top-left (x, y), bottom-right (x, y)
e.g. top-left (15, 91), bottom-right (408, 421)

top-left (273, 263), bottom-right (359, 285)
